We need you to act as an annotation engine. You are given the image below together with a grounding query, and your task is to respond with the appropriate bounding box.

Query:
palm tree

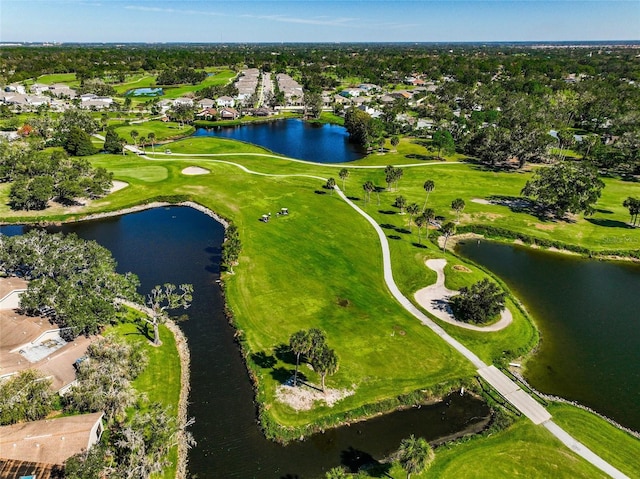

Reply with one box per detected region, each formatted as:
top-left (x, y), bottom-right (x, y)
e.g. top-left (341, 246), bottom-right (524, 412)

top-left (326, 177), bottom-right (336, 195)
top-left (406, 203), bottom-right (420, 232)
top-left (451, 198), bottom-right (466, 223)
top-left (148, 132), bottom-right (156, 153)
top-left (395, 195), bottom-right (407, 214)
top-left (422, 208), bottom-right (435, 240)
top-left (440, 222), bottom-right (456, 252)
top-left (130, 129), bottom-right (139, 148)
top-left (397, 435), bottom-right (434, 479)
top-left (390, 135), bottom-right (400, 152)
top-left (363, 180), bottom-right (375, 205)
top-left (414, 214), bottom-right (426, 244)
top-left (289, 330), bottom-right (312, 387)
top-left (338, 168), bottom-right (349, 191)
top-left (311, 344), bottom-right (338, 392)
top-left (423, 180), bottom-right (435, 210)
top-left (325, 466), bottom-right (349, 479)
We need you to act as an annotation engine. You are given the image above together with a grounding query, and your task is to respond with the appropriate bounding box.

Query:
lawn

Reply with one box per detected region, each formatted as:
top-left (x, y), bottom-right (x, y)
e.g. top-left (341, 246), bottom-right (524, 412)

top-left (548, 403), bottom-right (640, 479)
top-left (111, 120), bottom-right (194, 142)
top-left (159, 69), bottom-right (236, 99)
top-left (110, 318), bottom-right (181, 479)
top-left (421, 418), bottom-right (608, 478)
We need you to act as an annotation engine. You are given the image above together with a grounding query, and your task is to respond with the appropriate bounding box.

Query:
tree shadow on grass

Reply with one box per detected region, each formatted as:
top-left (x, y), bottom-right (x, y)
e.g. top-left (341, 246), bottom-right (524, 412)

top-left (270, 367), bottom-right (294, 384)
top-left (396, 228), bottom-right (411, 234)
top-left (586, 218), bottom-right (633, 229)
top-left (347, 196), bottom-right (361, 201)
top-left (596, 208), bottom-right (614, 215)
top-left (412, 242), bottom-right (428, 249)
top-left (387, 235), bottom-right (401, 240)
top-left (314, 190), bottom-right (327, 195)
top-left (274, 343), bottom-right (296, 365)
top-left (487, 195), bottom-right (546, 218)
top-left (380, 223), bottom-right (397, 230)
top-left (405, 153), bottom-right (440, 161)
top-left (341, 447), bottom-right (391, 476)
top-left (250, 351), bottom-right (277, 369)
top-left (378, 210), bottom-right (396, 215)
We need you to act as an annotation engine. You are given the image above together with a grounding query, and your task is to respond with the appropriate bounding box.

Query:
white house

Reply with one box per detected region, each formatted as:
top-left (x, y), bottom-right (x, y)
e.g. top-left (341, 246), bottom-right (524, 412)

top-left (216, 96), bottom-right (235, 108)
top-left (173, 97), bottom-right (194, 107)
top-left (30, 83), bottom-right (49, 95)
top-left (198, 98), bottom-right (216, 109)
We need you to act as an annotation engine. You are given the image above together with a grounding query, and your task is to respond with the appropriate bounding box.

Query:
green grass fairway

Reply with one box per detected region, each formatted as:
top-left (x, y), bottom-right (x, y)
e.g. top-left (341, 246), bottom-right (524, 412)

top-left (112, 120), bottom-right (194, 142)
top-left (548, 403), bottom-right (640, 478)
top-left (423, 418), bottom-right (608, 479)
top-left (159, 70), bottom-right (236, 99)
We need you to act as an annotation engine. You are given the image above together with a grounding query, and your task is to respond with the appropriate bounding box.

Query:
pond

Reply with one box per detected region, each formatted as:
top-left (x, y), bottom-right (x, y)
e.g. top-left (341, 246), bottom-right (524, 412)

top-left (193, 118), bottom-right (366, 163)
top-left (127, 87), bottom-right (163, 96)
top-left (2, 207), bottom-right (490, 478)
top-left (456, 240), bottom-right (640, 432)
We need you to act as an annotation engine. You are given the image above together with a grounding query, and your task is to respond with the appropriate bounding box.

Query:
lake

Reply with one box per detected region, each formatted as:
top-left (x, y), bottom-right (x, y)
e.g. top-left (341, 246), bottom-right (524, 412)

top-left (456, 240), bottom-right (640, 432)
top-left (1, 207), bottom-right (489, 478)
top-left (193, 118), bottom-right (366, 163)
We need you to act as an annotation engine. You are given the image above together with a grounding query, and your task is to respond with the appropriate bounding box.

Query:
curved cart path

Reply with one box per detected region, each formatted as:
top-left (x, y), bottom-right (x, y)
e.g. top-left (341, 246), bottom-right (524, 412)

top-left (414, 258), bottom-right (513, 332)
top-left (102, 150), bottom-right (628, 479)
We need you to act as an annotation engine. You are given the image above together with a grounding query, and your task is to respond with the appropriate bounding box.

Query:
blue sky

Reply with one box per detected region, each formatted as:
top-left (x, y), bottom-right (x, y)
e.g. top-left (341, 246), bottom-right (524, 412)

top-left (2, 1), bottom-right (638, 43)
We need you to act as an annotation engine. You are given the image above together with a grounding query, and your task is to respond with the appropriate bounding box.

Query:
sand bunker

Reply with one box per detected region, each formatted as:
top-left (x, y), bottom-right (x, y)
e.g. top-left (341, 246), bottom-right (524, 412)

top-left (110, 180), bottom-right (129, 193)
top-left (471, 198), bottom-right (491, 205)
top-left (182, 166), bottom-right (210, 175)
top-left (414, 258), bottom-right (512, 332)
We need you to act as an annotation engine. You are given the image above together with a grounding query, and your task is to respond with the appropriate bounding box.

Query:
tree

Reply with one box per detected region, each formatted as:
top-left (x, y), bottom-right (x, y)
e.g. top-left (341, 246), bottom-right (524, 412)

top-left (338, 168), bottom-right (349, 191)
top-left (622, 197), bottom-right (640, 226)
top-left (326, 177), bottom-right (336, 195)
top-left (221, 224), bottom-right (241, 274)
top-left (64, 444), bottom-right (109, 479)
top-left (0, 369), bottom-right (54, 425)
top-left (148, 131), bottom-right (156, 153)
top-left (440, 222), bottom-right (456, 252)
top-left (394, 195), bottom-right (407, 214)
top-left (5, 230), bottom-right (139, 336)
top-left (422, 208), bottom-right (435, 240)
top-left (432, 129), bottom-right (455, 159)
top-left (145, 283), bottom-right (193, 345)
top-left (326, 466), bottom-right (349, 479)
top-left (362, 180), bottom-right (375, 205)
top-left (449, 278), bottom-right (506, 324)
top-left (304, 91), bottom-right (323, 119)
top-left (311, 344), bottom-right (338, 392)
top-left (289, 330), bottom-right (312, 387)
top-left (65, 336), bottom-right (147, 420)
top-left (104, 126), bottom-right (124, 154)
top-left (397, 435), bottom-right (434, 479)
top-left (406, 203), bottom-right (420, 232)
top-left (390, 135), bottom-right (400, 152)
top-left (344, 107), bottom-right (374, 146)
top-left (111, 403), bottom-right (195, 479)
top-left (521, 162), bottom-right (605, 218)
top-left (64, 126), bottom-right (96, 156)
top-left (414, 213), bottom-right (426, 244)
top-left (422, 179), bottom-right (435, 210)
top-left (130, 129), bottom-right (139, 148)
top-left (451, 198), bottom-right (465, 223)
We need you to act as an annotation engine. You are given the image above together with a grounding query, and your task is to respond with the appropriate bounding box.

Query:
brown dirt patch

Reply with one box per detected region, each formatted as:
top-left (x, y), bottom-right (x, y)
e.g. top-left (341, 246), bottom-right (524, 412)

top-left (453, 265), bottom-right (472, 273)
top-left (275, 384), bottom-right (355, 411)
